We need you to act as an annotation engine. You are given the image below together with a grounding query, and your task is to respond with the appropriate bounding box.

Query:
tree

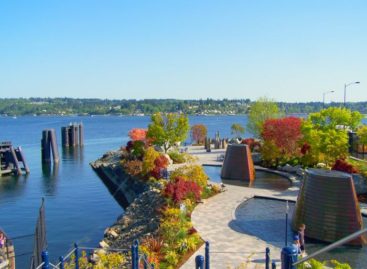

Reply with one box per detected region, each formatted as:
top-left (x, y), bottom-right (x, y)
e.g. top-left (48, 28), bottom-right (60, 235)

top-left (147, 113), bottom-right (190, 153)
top-left (247, 97), bottom-right (282, 138)
top-left (300, 107), bottom-right (362, 166)
top-left (262, 117), bottom-right (303, 157)
top-left (191, 124), bottom-right (207, 145)
top-left (308, 107), bottom-right (362, 131)
top-left (357, 125), bottom-right (367, 145)
top-left (231, 123), bottom-right (245, 138)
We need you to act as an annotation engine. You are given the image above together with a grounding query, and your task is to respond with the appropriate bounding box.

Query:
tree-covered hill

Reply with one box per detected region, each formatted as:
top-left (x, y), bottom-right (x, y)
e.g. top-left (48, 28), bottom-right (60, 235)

top-left (0, 98), bottom-right (366, 116)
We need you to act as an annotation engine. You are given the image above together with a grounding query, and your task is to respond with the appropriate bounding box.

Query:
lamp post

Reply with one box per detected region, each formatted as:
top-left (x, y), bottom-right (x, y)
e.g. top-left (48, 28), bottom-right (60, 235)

top-left (344, 81), bottom-right (360, 107)
top-left (323, 90), bottom-right (335, 108)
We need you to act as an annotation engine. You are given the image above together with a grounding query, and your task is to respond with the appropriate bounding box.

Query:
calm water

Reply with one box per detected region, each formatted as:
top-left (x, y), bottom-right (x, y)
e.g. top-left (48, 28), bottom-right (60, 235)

top-left (204, 166), bottom-right (291, 191)
top-left (0, 115), bottom-right (247, 267)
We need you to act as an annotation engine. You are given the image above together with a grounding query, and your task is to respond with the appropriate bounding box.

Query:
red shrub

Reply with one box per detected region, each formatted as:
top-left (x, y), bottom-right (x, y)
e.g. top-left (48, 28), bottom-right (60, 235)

top-left (262, 117), bottom-right (303, 156)
top-left (301, 143), bottom-right (311, 155)
top-left (164, 176), bottom-right (202, 204)
top-left (332, 159), bottom-right (358, 174)
top-left (128, 128), bottom-right (147, 141)
top-left (241, 138), bottom-right (261, 151)
top-left (150, 166), bottom-right (162, 179)
top-left (154, 155), bottom-right (169, 169)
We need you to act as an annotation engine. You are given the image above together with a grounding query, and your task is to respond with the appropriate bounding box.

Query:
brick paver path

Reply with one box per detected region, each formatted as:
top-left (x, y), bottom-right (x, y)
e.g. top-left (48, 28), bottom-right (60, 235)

top-left (180, 146), bottom-right (299, 269)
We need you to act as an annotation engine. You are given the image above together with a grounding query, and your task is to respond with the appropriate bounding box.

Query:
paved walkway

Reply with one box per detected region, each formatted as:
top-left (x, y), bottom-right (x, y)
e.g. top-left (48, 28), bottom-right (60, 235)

top-left (180, 146), bottom-right (300, 269)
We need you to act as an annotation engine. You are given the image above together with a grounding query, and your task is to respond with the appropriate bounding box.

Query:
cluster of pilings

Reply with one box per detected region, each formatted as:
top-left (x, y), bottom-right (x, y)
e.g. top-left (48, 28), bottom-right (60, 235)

top-left (204, 135), bottom-right (227, 151)
top-left (61, 123), bottom-right (84, 147)
top-left (0, 141), bottom-right (30, 176)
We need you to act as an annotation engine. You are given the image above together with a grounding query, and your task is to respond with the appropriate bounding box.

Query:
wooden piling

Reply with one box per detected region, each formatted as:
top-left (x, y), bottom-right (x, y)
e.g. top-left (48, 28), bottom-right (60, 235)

top-left (0, 141), bottom-right (30, 176)
top-left (49, 129), bottom-right (60, 163)
top-left (41, 130), bottom-right (51, 163)
top-left (78, 123), bottom-right (84, 146)
top-left (41, 129), bottom-right (59, 164)
top-left (61, 127), bottom-right (69, 147)
top-left (15, 146), bottom-right (30, 174)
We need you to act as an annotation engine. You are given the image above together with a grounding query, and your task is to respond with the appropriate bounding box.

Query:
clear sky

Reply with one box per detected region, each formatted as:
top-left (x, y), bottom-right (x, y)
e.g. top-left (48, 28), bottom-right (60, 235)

top-left (1, 1), bottom-right (366, 102)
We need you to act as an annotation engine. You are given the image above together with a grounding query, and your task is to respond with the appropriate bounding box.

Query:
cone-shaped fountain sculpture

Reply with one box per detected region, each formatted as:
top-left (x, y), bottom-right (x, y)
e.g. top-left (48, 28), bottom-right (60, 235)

top-left (292, 168), bottom-right (367, 246)
top-left (221, 144), bottom-right (255, 181)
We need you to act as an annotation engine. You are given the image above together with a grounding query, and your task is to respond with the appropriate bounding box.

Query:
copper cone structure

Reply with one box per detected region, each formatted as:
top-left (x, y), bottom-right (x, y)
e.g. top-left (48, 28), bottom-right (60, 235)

top-left (221, 144), bottom-right (255, 181)
top-left (292, 168), bottom-right (367, 246)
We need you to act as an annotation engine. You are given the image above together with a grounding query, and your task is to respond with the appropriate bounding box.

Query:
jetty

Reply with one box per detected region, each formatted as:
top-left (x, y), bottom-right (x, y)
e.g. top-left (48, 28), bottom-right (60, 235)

top-left (0, 142), bottom-right (30, 176)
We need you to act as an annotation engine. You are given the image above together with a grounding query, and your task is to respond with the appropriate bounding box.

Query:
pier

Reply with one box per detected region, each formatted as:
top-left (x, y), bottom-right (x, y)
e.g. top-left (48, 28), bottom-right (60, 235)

top-left (0, 142), bottom-right (30, 176)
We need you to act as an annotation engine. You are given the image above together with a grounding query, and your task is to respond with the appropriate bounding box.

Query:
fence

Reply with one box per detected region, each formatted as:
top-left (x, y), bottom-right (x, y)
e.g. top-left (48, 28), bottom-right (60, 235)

top-left (35, 240), bottom-right (155, 269)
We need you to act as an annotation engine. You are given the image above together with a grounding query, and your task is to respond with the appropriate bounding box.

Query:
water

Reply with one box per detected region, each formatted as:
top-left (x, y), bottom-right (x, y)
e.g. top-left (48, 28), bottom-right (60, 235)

top-left (204, 165), bottom-right (291, 191)
top-left (0, 115), bottom-right (247, 267)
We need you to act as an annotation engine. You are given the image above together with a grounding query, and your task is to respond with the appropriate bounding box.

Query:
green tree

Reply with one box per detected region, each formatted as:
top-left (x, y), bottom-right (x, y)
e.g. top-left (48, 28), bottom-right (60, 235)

top-left (357, 125), bottom-right (367, 145)
top-left (231, 123), bottom-right (245, 138)
top-left (147, 113), bottom-right (190, 153)
top-left (247, 97), bottom-right (282, 138)
top-left (301, 107), bottom-right (362, 166)
top-left (308, 107), bottom-right (362, 131)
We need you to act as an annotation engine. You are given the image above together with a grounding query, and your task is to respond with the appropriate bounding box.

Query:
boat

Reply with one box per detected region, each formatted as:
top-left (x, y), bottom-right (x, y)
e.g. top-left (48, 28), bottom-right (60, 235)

top-left (0, 229), bottom-right (15, 269)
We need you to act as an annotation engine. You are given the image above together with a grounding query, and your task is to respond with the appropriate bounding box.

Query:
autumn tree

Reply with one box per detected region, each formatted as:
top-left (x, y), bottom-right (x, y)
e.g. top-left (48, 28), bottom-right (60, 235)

top-left (261, 117), bottom-right (303, 166)
top-left (191, 124), bottom-right (207, 145)
top-left (147, 113), bottom-right (190, 153)
top-left (247, 97), bottom-right (282, 138)
top-left (231, 123), bottom-right (245, 138)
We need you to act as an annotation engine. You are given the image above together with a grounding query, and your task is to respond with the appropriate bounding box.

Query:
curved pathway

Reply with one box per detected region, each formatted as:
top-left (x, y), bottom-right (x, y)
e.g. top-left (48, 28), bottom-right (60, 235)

top-left (180, 146), bottom-right (300, 269)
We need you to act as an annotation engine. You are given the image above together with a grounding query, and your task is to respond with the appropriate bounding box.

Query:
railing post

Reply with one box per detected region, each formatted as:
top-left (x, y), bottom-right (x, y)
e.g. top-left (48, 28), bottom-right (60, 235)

top-left (272, 261), bottom-right (276, 269)
top-left (205, 241), bottom-right (210, 269)
top-left (195, 255), bottom-right (204, 269)
top-left (134, 240), bottom-right (139, 268)
top-left (59, 256), bottom-right (64, 269)
top-left (74, 243), bottom-right (79, 269)
top-left (41, 251), bottom-right (50, 269)
top-left (281, 246), bottom-right (297, 269)
top-left (265, 247), bottom-right (270, 269)
top-left (131, 243), bottom-right (136, 269)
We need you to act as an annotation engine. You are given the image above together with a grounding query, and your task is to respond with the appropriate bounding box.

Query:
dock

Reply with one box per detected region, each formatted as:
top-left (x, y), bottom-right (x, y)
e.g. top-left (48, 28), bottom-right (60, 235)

top-left (0, 142), bottom-right (30, 176)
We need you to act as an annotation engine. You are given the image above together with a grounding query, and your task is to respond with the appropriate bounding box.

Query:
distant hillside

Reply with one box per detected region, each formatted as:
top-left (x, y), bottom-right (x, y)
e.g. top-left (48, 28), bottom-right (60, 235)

top-left (0, 98), bottom-right (366, 116)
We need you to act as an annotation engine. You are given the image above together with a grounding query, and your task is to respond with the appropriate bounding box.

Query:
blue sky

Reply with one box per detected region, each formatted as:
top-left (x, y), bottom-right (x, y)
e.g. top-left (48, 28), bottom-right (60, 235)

top-left (1, 1), bottom-right (366, 102)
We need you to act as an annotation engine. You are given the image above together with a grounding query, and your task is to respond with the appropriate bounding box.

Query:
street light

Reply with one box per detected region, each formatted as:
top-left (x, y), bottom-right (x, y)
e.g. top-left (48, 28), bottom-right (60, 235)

top-left (323, 90), bottom-right (335, 108)
top-left (344, 81), bottom-right (360, 107)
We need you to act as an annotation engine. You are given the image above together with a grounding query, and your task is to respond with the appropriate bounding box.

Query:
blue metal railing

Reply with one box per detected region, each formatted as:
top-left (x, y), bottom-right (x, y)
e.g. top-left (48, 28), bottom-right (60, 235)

top-left (37, 240), bottom-right (155, 269)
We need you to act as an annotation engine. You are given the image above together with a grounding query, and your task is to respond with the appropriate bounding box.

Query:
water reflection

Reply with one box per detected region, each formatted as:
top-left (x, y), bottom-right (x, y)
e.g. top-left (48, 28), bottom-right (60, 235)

top-left (42, 162), bottom-right (59, 195)
top-left (62, 147), bottom-right (84, 163)
top-left (0, 175), bottom-right (28, 195)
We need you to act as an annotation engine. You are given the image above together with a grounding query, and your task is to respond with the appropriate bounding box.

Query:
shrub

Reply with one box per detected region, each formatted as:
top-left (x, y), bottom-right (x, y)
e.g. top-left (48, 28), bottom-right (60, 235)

top-left (168, 151), bottom-right (186, 164)
top-left (155, 155), bottom-right (169, 169)
top-left (260, 140), bottom-right (282, 167)
top-left (241, 138), bottom-right (261, 152)
top-left (169, 165), bottom-right (208, 188)
top-left (128, 128), bottom-right (147, 141)
top-left (142, 147), bottom-right (160, 175)
top-left (164, 177), bottom-right (202, 204)
top-left (123, 160), bottom-right (143, 176)
top-left (332, 159), bottom-right (358, 174)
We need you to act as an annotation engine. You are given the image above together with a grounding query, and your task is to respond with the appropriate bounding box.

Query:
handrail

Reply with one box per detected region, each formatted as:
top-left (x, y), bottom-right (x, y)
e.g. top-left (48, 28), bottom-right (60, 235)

top-left (293, 228), bottom-right (367, 266)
